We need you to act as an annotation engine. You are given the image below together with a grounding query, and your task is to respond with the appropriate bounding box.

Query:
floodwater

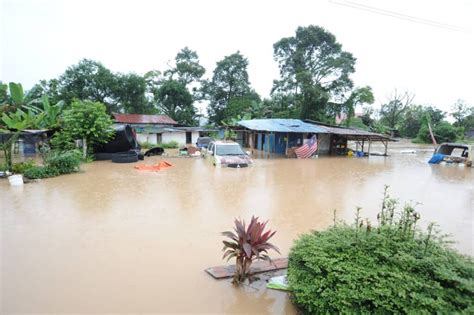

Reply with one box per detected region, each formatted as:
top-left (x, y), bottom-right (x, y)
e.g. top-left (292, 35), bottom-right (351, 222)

top-left (1, 141), bottom-right (473, 314)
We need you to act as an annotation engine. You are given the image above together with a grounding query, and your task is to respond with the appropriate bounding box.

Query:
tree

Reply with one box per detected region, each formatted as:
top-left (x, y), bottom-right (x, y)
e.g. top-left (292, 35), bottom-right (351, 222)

top-left (417, 121), bottom-right (458, 144)
top-left (58, 59), bottom-right (118, 112)
top-left (165, 47), bottom-right (205, 87)
top-left (360, 106), bottom-right (375, 129)
top-left (0, 83), bottom-right (46, 171)
top-left (341, 86), bottom-right (374, 126)
top-left (379, 90), bottom-right (415, 129)
top-left (399, 105), bottom-right (424, 138)
top-left (55, 100), bottom-right (114, 158)
top-left (224, 91), bottom-right (261, 120)
top-left (205, 51), bottom-right (255, 124)
top-left (113, 73), bottom-right (152, 114)
top-left (272, 25), bottom-right (356, 120)
top-left (24, 79), bottom-right (62, 106)
top-left (451, 99), bottom-right (474, 129)
top-left (156, 80), bottom-right (196, 126)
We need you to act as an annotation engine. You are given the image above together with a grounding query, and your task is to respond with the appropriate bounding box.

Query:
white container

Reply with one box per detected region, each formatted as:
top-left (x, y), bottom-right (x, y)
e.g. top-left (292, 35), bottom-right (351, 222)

top-left (8, 174), bottom-right (24, 186)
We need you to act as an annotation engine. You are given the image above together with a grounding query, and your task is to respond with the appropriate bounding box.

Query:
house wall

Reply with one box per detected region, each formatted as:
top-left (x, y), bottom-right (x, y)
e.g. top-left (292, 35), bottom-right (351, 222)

top-left (162, 132), bottom-right (186, 144)
top-left (191, 132), bottom-right (199, 145)
top-left (137, 133), bottom-right (158, 145)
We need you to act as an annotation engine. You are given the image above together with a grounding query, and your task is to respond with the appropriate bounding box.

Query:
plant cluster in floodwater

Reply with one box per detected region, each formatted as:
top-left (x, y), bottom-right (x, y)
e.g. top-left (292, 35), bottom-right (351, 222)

top-left (288, 186), bottom-right (474, 314)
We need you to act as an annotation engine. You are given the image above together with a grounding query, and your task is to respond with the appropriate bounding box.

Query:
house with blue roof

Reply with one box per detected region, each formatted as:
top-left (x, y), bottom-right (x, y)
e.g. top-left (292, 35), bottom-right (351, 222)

top-left (235, 118), bottom-right (391, 156)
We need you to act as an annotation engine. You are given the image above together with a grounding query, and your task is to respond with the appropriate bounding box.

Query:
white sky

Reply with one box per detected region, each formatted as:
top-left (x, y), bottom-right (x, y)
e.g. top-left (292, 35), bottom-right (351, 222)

top-left (1, 0), bottom-right (473, 114)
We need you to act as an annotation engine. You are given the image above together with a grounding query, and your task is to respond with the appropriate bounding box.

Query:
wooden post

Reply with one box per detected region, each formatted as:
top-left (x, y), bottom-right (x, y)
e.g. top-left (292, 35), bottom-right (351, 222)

top-left (362, 140), bottom-right (365, 153)
top-left (286, 132), bottom-right (289, 157)
top-left (368, 140), bottom-right (371, 156)
top-left (384, 140), bottom-right (388, 156)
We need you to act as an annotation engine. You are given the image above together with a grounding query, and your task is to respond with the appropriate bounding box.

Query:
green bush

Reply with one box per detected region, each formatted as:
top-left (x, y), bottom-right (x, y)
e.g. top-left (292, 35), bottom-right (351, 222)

top-left (416, 121), bottom-right (459, 144)
top-left (139, 141), bottom-right (178, 149)
top-left (139, 141), bottom-right (154, 149)
top-left (160, 141), bottom-right (178, 149)
top-left (46, 150), bottom-right (81, 174)
top-left (12, 160), bottom-right (36, 174)
top-left (288, 188), bottom-right (474, 314)
top-left (24, 150), bottom-right (81, 179)
top-left (24, 166), bottom-right (60, 179)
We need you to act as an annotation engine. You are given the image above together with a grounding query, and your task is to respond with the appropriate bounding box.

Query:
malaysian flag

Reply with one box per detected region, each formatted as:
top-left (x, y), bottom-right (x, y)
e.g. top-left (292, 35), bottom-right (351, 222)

top-left (295, 135), bottom-right (318, 158)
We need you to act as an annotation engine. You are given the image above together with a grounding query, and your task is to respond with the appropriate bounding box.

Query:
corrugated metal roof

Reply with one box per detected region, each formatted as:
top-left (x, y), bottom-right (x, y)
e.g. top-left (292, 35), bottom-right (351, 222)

top-left (113, 113), bottom-right (177, 125)
top-left (317, 125), bottom-right (390, 138)
top-left (304, 120), bottom-right (391, 140)
top-left (237, 119), bottom-right (326, 133)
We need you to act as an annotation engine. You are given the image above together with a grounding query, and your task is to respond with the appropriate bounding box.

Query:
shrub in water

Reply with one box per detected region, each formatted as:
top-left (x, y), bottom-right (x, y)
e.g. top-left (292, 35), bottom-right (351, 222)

top-left (24, 150), bottom-right (82, 179)
top-left (288, 187), bottom-right (474, 314)
top-left (160, 141), bottom-right (179, 149)
top-left (46, 150), bottom-right (81, 174)
top-left (24, 166), bottom-right (60, 179)
top-left (12, 160), bottom-right (36, 174)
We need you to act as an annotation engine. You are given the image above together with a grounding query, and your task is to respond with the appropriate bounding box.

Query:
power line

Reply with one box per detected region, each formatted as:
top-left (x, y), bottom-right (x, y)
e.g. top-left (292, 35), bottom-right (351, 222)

top-left (329, 0), bottom-right (470, 33)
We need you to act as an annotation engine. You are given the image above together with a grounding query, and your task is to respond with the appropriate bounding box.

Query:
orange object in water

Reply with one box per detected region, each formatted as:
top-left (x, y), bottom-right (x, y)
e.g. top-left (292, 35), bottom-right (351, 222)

top-left (134, 161), bottom-right (173, 171)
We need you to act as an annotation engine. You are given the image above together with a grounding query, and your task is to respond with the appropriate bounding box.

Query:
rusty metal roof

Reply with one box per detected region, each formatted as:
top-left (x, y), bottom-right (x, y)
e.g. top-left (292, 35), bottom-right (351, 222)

top-left (113, 113), bottom-right (177, 125)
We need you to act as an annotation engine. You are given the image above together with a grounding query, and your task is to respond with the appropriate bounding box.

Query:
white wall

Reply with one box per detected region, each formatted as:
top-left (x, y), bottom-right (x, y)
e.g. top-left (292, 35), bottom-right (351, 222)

top-left (191, 132), bottom-right (199, 145)
top-left (139, 131), bottom-right (200, 146)
top-left (137, 133), bottom-right (158, 145)
top-left (162, 132), bottom-right (186, 144)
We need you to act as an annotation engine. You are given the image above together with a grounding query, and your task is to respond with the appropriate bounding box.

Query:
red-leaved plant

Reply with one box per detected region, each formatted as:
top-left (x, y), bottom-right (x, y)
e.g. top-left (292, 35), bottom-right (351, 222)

top-left (222, 216), bottom-right (280, 284)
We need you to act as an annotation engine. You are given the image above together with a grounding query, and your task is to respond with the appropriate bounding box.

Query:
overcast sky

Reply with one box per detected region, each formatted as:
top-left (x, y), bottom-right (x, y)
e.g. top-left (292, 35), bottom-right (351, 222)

top-left (1, 0), bottom-right (473, 114)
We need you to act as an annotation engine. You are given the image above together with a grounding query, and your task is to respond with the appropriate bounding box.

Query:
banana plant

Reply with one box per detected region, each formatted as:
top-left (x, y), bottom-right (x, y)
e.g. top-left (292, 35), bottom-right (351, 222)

top-left (1, 108), bottom-right (45, 131)
top-left (0, 108), bottom-right (45, 172)
top-left (24, 95), bottom-right (64, 129)
top-left (8, 82), bottom-right (25, 106)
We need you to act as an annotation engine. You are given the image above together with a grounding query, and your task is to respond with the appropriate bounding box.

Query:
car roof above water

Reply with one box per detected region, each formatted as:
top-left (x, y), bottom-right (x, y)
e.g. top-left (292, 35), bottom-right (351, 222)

top-left (211, 141), bottom-right (240, 146)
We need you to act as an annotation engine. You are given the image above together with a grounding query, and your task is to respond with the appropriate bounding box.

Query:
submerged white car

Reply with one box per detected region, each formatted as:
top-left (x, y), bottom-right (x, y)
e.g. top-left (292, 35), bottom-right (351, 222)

top-left (204, 141), bottom-right (253, 168)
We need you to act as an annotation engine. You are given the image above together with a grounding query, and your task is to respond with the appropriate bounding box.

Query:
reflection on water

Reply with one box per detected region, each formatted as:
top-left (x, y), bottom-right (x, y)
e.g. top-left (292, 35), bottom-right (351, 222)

top-left (1, 143), bottom-right (473, 314)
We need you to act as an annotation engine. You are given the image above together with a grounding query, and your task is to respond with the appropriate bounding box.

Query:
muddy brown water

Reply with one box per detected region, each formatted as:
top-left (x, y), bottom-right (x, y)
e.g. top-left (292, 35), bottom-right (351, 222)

top-left (1, 142), bottom-right (473, 314)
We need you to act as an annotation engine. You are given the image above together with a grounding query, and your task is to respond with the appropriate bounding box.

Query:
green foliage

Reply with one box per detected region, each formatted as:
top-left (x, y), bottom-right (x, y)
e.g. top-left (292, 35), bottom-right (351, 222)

top-left (159, 141), bottom-right (178, 149)
top-left (288, 187), bottom-right (474, 314)
top-left (139, 140), bottom-right (178, 149)
top-left (54, 100), bottom-right (114, 158)
top-left (156, 80), bottom-right (196, 125)
top-left (50, 131), bottom-right (76, 151)
top-left (24, 79), bottom-right (62, 106)
top-left (0, 82), bottom-right (8, 105)
top-left (8, 82), bottom-right (25, 106)
top-left (1, 108), bottom-right (44, 130)
top-left (23, 150), bottom-right (81, 179)
top-left (12, 159), bottom-right (36, 174)
top-left (165, 47), bottom-right (206, 87)
top-left (341, 86), bottom-right (374, 126)
top-left (341, 116), bottom-right (369, 130)
top-left (46, 150), bottom-right (82, 174)
top-left (24, 95), bottom-right (65, 129)
top-left (222, 216), bottom-right (280, 284)
top-left (379, 90), bottom-right (415, 129)
top-left (451, 99), bottom-right (474, 133)
top-left (416, 121), bottom-right (459, 143)
top-left (24, 165), bottom-right (60, 179)
top-left (224, 92), bottom-right (261, 120)
top-left (58, 59), bottom-right (118, 112)
top-left (272, 25), bottom-right (356, 121)
top-left (138, 141), bottom-right (154, 149)
top-left (114, 73), bottom-right (152, 114)
top-left (205, 51), bottom-right (255, 124)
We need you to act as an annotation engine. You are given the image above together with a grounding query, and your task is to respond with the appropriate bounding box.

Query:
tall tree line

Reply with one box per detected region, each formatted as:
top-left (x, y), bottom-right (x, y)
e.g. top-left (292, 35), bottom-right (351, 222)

top-left (20, 25), bottom-right (380, 126)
